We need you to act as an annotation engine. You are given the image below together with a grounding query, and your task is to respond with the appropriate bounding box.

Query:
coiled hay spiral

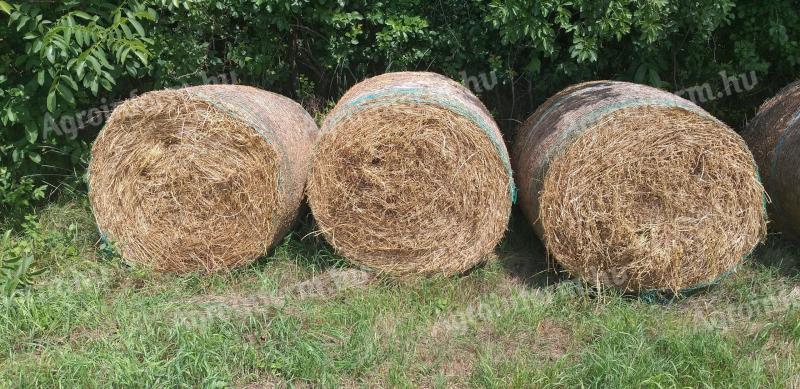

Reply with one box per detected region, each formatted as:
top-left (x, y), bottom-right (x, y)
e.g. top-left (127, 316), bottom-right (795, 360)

top-left (307, 72), bottom-right (514, 276)
top-left (512, 81), bottom-right (766, 292)
top-left (89, 85), bottom-right (318, 273)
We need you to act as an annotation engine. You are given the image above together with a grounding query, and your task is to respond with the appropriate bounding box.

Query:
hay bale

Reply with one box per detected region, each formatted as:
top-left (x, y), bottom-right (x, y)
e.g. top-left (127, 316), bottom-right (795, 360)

top-left (88, 85), bottom-right (318, 273)
top-left (744, 81), bottom-right (800, 239)
top-left (307, 72), bottom-right (514, 276)
top-left (512, 81), bottom-right (766, 292)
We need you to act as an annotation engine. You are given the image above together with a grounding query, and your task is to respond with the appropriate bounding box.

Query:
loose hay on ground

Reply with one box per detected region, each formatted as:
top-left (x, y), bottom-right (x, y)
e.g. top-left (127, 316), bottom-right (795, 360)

top-left (512, 81), bottom-right (766, 292)
top-left (89, 85), bottom-right (318, 273)
top-left (307, 72), bottom-right (514, 276)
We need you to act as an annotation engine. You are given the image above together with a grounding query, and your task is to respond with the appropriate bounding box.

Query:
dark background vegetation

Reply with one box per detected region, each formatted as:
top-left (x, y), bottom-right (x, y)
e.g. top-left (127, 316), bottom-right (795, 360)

top-left (1, 0), bottom-right (799, 216)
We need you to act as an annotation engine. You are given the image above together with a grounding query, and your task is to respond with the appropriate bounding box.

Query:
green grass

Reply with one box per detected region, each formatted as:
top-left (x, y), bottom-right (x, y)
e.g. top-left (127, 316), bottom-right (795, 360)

top-left (1, 199), bottom-right (798, 388)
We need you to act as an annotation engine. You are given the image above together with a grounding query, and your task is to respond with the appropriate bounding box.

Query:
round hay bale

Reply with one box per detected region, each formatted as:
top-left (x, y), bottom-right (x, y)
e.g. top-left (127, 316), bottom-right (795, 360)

top-left (512, 81), bottom-right (766, 292)
top-left (743, 81), bottom-right (800, 239)
top-left (307, 72), bottom-right (514, 276)
top-left (88, 85), bottom-right (318, 273)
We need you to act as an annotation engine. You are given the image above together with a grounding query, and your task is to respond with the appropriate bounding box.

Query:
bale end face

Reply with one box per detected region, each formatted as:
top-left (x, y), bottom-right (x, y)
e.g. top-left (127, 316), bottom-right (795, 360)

top-left (308, 72), bottom-right (513, 276)
top-left (89, 88), bottom-right (309, 273)
top-left (539, 106), bottom-right (766, 291)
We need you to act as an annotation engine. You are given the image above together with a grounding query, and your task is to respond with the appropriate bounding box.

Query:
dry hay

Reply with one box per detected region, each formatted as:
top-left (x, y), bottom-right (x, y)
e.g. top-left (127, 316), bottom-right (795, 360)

top-left (307, 72), bottom-right (514, 276)
top-left (512, 81), bottom-right (766, 292)
top-left (88, 85), bottom-right (318, 273)
top-left (743, 81), bottom-right (800, 239)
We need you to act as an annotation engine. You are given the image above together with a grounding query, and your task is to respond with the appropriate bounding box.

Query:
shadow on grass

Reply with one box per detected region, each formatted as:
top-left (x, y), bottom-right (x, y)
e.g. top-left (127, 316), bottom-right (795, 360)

top-left (250, 205), bottom-right (348, 273)
top-left (492, 208), bottom-right (750, 304)
top-left (749, 233), bottom-right (800, 277)
top-left (496, 207), bottom-right (564, 289)
top-left (249, 205), bottom-right (567, 289)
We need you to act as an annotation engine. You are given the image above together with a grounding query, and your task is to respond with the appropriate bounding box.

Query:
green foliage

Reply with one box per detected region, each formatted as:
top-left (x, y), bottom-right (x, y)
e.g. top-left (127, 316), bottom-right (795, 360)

top-left (0, 203), bottom-right (95, 297)
top-left (0, 167), bottom-right (46, 213)
top-left (0, 0), bottom-right (154, 215)
top-left (0, 216), bottom-right (45, 298)
top-left (1, 0), bottom-right (799, 216)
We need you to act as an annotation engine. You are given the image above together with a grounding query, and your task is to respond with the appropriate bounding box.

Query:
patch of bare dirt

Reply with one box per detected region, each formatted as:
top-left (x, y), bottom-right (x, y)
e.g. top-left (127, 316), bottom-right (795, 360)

top-left (532, 318), bottom-right (574, 361)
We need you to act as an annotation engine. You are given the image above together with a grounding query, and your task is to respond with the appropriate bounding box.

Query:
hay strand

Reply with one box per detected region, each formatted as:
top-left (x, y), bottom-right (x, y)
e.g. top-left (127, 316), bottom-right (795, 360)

top-left (88, 85), bottom-right (318, 273)
top-left (307, 72), bottom-right (513, 276)
top-left (513, 81), bottom-right (766, 292)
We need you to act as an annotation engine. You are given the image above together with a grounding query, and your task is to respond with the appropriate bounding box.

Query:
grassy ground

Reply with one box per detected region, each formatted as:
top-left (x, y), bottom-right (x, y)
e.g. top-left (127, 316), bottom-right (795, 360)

top-left (1, 198), bottom-right (799, 388)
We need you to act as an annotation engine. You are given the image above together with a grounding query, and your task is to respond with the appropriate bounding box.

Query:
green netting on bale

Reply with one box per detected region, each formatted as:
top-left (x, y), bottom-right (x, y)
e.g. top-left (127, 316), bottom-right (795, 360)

top-left (323, 87), bottom-right (517, 203)
top-left (744, 80), bottom-right (800, 239)
top-left (88, 85), bottom-right (319, 273)
top-left (514, 80), bottom-right (767, 295)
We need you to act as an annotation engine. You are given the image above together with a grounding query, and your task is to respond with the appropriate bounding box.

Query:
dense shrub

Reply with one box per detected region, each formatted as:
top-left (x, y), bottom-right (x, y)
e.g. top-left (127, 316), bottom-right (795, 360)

top-left (1, 0), bottom-right (799, 215)
top-left (1, 0), bottom-right (154, 217)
